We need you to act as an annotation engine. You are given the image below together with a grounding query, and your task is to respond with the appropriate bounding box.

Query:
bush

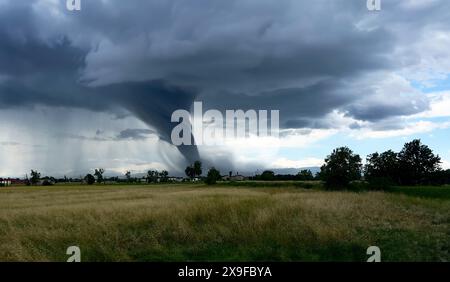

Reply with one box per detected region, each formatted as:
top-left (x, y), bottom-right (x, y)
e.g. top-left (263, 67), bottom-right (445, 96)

top-left (347, 181), bottom-right (369, 192)
top-left (84, 174), bottom-right (95, 185)
top-left (260, 171), bottom-right (275, 181)
top-left (367, 177), bottom-right (395, 191)
top-left (42, 180), bottom-right (53, 186)
top-left (301, 183), bottom-right (314, 189)
top-left (297, 170), bottom-right (314, 181)
top-left (205, 168), bottom-right (221, 185)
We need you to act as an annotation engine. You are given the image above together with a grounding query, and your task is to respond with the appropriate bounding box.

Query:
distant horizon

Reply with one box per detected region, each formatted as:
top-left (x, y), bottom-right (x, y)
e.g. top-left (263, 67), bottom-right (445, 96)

top-left (0, 166), bottom-right (322, 179)
top-left (1, 0), bottom-right (450, 180)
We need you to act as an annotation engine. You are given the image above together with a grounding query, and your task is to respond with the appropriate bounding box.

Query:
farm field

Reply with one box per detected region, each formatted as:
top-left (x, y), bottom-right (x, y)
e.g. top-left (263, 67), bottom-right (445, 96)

top-left (0, 184), bottom-right (448, 262)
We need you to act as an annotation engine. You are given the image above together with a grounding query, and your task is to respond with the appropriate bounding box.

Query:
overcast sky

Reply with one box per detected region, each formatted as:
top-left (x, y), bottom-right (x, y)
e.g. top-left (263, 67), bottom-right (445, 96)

top-left (1, 0), bottom-right (450, 177)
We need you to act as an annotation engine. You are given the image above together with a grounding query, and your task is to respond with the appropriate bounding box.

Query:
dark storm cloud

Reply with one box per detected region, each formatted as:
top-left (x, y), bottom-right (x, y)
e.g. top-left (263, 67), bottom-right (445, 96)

top-left (0, 141), bottom-right (21, 146)
top-left (72, 0), bottom-right (445, 123)
top-left (0, 1), bottom-right (85, 76)
top-left (0, 29), bottom-right (84, 77)
top-left (201, 80), bottom-right (355, 128)
top-left (0, 0), bottom-right (449, 166)
top-left (284, 119), bottom-right (333, 130)
top-left (0, 1), bottom-right (202, 163)
top-left (0, 79), bottom-right (201, 163)
top-left (344, 101), bottom-right (429, 122)
top-left (103, 80), bottom-right (201, 162)
top-left (116, 129), bottom-right (156, 140)
top-left (365, 118), bottom-right (409, 131)
top-left (56, 133), bottom-right (110, 142)
top-left (57, 128), bottom-right (156, 141)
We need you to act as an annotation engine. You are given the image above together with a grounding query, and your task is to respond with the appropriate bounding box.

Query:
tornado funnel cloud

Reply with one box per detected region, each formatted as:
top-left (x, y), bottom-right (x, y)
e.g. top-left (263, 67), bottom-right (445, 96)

top-left (103, 80), bottom-right (200, 165)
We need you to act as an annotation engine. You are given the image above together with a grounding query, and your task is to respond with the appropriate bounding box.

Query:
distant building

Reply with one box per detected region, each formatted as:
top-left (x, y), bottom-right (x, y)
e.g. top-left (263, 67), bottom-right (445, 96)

top-left (168, 177), bottom-right (184, 182)
top-left (0, 179), bottom-right (11, 186)
top-left (0, 178), bottom-right (28, 186)
top-left (222, 172), bottom-right (247, 181)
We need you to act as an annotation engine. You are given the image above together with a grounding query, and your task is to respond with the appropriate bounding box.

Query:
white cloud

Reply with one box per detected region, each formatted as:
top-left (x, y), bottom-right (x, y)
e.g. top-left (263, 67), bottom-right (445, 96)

top-left (414, 91), bottom-right (450, 118)
top-left (196, 127), bottom-right (336, 171)
top-left (106, 161), bottom-right (167, 175)
top-left (350, 120), bottom-right (450, 139)
top-left (400, 0), bottom-right (441, 10)
top-left (271, 157), bottom-right (323, 169)
top-left (441, 159), bottom-right (450, 169)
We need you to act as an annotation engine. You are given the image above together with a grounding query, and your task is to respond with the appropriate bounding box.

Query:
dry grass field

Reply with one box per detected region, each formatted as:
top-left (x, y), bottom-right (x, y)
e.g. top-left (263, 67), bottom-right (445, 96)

top-left (0, 184), bottom-right (448, 262)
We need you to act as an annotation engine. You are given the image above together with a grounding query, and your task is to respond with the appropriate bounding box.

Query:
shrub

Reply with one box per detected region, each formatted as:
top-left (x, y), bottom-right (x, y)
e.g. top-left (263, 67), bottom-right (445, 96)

top-left (297, 170), bottom-right (314, 181)
top-left (347, 181), bottom-right (369, 192)
top-left (367, 177), bottom-right (395, 191)
top-left (42, 180), bottom-right (53, 186)
top-left (84, 174), bottom-right (95, 185)
top-left (301, 183), bottom-right (314, 189)
top-left (205, 168), bottom-right (221, 185)
top-left (260, 171), bottom-right (275, 181)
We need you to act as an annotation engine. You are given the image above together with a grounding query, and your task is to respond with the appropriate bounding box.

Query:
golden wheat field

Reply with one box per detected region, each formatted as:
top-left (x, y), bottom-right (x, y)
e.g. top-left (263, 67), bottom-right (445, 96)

top-left (0, 184), bottom-right (448, 262)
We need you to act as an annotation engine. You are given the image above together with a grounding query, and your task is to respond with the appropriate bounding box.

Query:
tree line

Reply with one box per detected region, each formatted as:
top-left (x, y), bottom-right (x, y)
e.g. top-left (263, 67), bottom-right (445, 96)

top-left (247, 139), bottom-right (449, 190)
top-left (318, 139), bottom-right (448, 190)
top-left (10, 139), bottom-right (449, 189)
top-left (83, 169), bottom-right (170, 185)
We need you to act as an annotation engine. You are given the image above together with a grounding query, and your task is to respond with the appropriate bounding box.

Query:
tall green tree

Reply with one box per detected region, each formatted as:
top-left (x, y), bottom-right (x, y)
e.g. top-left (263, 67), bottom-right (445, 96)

top-left (297, 169), bottom-right (314, 181)
top-left (94, 168), bottom-right (105, 184)
top-left (125, 171), bottom-right (132, 183)
top-left (147, 170), bottom-right (159, 183)
top-left (320, 147), bottom-right (362, 189)
top-left (185, 166), bottom-right (195, 179)
top-left (159, 170), bottom-right (169, 182)
top-left (260, 170), bottom-right (275, 181)
top-left (193, 161), bottom-right (202, 177)
top-left (397, 139), bottom-right (441, 185)
top-left (365, 150), bottom-right (399, 187)
top-left (30, 170), bottom-right (41, 185)
top-left (205, 167), bottom-right (221, 185)
top-left (185, 161), bottom-right (202, 180)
